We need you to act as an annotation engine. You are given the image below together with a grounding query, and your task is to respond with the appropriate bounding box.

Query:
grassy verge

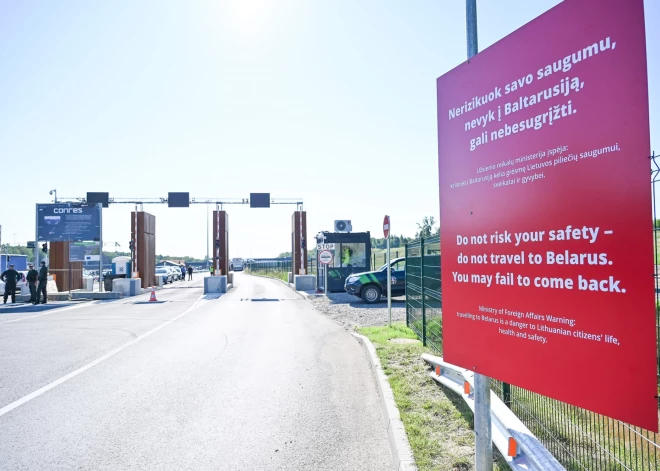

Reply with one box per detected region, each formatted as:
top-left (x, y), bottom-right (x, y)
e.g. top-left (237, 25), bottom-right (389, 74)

top-left (247, 269), bottom-right (289, 283)
top-left (358, 323), bottom-right (506, 471)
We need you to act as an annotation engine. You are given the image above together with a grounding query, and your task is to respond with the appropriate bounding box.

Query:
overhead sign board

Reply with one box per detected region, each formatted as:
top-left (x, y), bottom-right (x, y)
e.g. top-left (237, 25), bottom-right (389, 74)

top-left (437, 0), bottom-right (655, 430)
top-left (319, 250), bottom-right (333, 265)
top-left (168, 192), bottom-right (190, 208)
top-left (316, 243), bottom-right (336, 251)
top-left (86, 192), bottom-right (109, 208)
top-left (250, 193), bottom-right (271, 208)
top-left (383, 215), bottom-right (390, 238)
top-left (37, 204), bottom-right (101, 243)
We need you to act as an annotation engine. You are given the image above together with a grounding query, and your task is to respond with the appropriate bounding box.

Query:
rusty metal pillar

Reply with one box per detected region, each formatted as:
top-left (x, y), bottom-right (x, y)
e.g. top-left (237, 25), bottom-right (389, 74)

top-left (291, 211), bottom-right (307, 275)
top-left (212, 210), bottom-right (229, 275)
top-left (131, 211), bottom-right (156, 288)
top-left (49, 241), bottom-right (83, 292)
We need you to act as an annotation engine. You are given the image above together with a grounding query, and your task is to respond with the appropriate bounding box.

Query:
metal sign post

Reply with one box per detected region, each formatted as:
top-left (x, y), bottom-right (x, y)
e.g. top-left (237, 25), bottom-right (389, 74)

top-left (215, 205), bottom-right (220, 275)
top-left (317, 239), bottom-right (335, 293)
top-left (384, 215), bottom-right (392, 327)
top-left (133, 205), bottom-right (138, 279)
top-left (299, 210), bottom-right (304, 275)
top-left (33, 209), bottom-right (39, 267)
top-left (465, 1), bottom-right (492, 469)
top-left (318, 250), bottom-right (333, 294)
top-left (98, 203), bottom-right (103, 292)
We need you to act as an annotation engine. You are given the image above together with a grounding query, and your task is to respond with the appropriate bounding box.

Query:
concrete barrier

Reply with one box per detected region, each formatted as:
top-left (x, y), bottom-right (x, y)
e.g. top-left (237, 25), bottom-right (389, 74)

top-left (83, 277), bottom-right (94, 291)
top-left (112, 278), bottom-right (141, 296)
top-left (293, 275), bottom-right (316, 291)
top-left (204, 276), bottom-right (227, 294)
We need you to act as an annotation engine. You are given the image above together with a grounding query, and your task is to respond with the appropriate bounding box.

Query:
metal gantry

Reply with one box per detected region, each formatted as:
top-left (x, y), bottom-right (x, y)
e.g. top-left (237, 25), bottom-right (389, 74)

top-left (57, 196), bottom-right (304, 211)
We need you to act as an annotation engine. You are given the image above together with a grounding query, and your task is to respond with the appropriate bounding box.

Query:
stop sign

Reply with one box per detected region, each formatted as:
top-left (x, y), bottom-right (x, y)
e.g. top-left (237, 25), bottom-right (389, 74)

top-left (383, 215), bottom-right (390, 238)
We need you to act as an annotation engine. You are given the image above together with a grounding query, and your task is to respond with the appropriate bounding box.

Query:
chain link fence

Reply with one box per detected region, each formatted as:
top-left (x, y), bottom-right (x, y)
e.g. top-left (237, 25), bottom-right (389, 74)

top-left (405, 153), bottom-right (660, 470)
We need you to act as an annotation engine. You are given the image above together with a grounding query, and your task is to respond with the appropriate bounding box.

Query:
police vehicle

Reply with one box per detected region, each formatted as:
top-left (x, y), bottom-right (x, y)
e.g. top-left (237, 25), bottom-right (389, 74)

top-left (344, 258), bottom-right (406, 303)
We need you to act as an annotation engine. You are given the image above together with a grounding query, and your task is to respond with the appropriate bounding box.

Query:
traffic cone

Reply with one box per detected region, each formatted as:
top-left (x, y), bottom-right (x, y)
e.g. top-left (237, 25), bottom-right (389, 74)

top-left (149, 287), bottom-right (157, 302)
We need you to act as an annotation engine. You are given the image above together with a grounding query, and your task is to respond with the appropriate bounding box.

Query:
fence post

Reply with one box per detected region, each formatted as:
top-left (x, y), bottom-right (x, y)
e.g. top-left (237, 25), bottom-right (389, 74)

top-left (421, 237), bottom-right (426, 347)
top-left (503, 382), bottom-right (511, 408)
top-left (405, 243), bottom-right (409, 327)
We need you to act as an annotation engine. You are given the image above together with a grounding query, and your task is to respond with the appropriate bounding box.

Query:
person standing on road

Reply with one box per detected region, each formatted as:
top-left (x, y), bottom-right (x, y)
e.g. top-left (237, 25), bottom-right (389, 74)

top-left (209, 265), bottom-right (213, 276)
top-left (26, 263), bottom-right (39, 304)
top-left (187, 265), bottom-right (193, 280)
top-left (180, 265), bottom-right (186, 281)
top-left (1, 263), bottom-right (21, 304)
top-left (37, 261), bottom-right (48, 304)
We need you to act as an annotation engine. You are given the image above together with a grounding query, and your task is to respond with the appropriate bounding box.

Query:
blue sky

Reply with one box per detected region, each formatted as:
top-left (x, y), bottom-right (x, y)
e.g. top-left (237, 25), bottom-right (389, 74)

top-left (0, 0), bottom-right (657, 258)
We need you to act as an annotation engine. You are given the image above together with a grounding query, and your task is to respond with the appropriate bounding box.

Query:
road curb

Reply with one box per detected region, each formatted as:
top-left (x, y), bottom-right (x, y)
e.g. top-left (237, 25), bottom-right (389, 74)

top-left (352, 332), bottom-right (417, 471)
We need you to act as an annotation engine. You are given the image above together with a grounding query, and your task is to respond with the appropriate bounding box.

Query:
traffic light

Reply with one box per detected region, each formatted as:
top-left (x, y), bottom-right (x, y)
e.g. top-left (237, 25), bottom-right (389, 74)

top-left (41, 243), bottom-right (48, 254)
top-left (129, 240), bottom-right (135, 252)
top-left (301, 238), bottom-right (306, 250)
top-left (215, 239), bottom-right (220, 249)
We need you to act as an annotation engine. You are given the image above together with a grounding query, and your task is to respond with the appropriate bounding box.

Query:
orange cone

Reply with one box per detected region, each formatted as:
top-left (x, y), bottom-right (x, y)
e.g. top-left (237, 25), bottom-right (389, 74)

top-left (149, 287), bottom-right (157, 302)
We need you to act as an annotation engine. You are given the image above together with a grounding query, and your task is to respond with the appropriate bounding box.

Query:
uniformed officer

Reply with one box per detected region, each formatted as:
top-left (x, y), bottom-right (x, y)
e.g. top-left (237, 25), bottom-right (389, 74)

top-left (26, 263), bottom-right (40, 304)
top-left (1, 263), bottom-right (21, 304)
top-left (37, 261), bottom-right (48, 304)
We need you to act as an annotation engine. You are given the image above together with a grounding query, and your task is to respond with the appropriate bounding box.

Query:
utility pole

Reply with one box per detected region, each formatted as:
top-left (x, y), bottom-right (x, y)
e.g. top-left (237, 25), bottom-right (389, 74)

top-left (206, 204), bottom-right (209, 270)
top-left (466, 2), bottom-right (492, 471)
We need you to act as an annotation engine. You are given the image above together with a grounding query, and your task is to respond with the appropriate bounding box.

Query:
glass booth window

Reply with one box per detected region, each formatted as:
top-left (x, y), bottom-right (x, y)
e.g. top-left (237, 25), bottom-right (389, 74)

top-left (337, 243), bottom-right (366, 268)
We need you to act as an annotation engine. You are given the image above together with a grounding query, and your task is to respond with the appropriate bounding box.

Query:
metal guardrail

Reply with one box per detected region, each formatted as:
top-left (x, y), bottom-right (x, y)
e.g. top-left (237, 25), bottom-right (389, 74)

top-left (422, 353), bottom-right (565, 471)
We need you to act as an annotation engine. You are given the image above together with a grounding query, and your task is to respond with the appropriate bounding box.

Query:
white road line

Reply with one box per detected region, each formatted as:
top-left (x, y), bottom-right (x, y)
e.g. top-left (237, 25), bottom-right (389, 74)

top-left (1, 302), bottom-right (91, 324)
top-left (0, 294), bottom-right (206, 418)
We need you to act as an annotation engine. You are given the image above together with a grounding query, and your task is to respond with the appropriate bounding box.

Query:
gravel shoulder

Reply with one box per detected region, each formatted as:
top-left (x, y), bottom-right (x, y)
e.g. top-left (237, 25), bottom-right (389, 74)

top-left (309, 291), bottom-right (407, 328)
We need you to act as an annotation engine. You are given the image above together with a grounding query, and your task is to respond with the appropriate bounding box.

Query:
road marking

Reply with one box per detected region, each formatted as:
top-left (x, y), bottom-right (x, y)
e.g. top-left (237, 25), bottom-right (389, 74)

top-left (1, 302), bottom-right (91, 324)
top-left (0, 294), bottom-right (206, 418)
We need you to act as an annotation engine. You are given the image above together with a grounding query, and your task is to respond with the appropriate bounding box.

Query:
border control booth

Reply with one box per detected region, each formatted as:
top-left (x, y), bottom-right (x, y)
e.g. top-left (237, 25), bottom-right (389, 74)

top-left (316, 231), bottom-right (371, 292)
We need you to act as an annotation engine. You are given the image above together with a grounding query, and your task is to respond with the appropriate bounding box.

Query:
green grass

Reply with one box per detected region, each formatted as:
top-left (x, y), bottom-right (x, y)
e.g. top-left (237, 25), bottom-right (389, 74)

top-left (359, 323), bottom-right (507, 471)
top-left (371, 248), bottom-right (406, 265)
top-left (247, 269), bottom-right (289, 283)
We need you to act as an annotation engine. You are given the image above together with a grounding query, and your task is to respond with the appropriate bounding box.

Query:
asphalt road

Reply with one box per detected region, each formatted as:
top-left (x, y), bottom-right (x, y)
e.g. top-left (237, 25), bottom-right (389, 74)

top-left (0, 272), bottom-right (392, 470)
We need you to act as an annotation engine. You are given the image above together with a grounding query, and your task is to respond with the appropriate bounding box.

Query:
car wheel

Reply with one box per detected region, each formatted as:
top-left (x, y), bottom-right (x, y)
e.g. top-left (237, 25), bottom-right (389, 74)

top-left (361, 285), bottom-right (381, 304)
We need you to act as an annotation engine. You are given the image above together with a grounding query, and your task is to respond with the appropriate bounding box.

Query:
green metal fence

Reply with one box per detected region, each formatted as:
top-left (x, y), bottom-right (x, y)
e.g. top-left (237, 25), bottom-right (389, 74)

top-left (406, 235), bottom-right (442, 348)
top-left (405, 152), bottom-right (660, 470)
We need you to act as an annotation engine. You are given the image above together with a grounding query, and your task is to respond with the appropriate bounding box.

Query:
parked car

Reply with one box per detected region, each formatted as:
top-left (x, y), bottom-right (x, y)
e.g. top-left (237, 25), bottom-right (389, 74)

top-left (344, 258), bottom-right (406, 304)
top-left (156, 268), bottom-right (172, 284)
top-left (166, 266), bottom-right (179, 281)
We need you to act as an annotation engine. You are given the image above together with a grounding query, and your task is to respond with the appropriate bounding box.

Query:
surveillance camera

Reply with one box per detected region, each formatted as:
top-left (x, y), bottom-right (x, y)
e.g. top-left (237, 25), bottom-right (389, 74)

top-left (49, 190), bottom-right (53, 195)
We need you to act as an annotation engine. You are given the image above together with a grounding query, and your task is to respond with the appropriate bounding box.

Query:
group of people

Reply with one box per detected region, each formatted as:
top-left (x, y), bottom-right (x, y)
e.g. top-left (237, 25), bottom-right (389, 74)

top-left (1, 261), bottom-right (49, 305)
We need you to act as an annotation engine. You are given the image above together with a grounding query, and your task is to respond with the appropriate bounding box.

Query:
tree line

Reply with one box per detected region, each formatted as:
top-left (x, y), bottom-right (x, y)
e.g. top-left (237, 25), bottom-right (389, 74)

top-left (0, 245), bottom-right (206, 264)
